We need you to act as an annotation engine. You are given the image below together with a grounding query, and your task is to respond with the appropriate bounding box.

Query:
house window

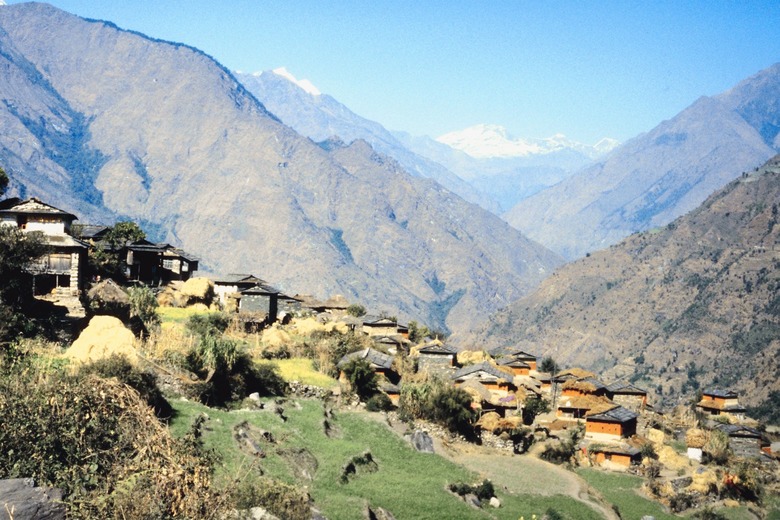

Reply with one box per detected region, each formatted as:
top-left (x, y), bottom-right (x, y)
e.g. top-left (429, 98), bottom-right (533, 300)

top-left (181, 262), bottom-right (189, 272)
top-left (162, 259), bottom-right (174, 270)
top-left (48, 253), bottom-right (72, 272)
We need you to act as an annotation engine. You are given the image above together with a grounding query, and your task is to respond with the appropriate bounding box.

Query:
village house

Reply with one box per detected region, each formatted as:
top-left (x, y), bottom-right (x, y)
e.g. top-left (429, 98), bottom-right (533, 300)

top-left (416, 341), bottom-right (458, 373)
top-left (696, 389), bottom-right (747, 420)
top-left (489, 346), bottom-right (538, 371)
top-left (0, 197), bottom-right (87, 296)
top-left (459, 378), bottom-right (521, 417)
top-left (556, 394), bottom-right (615, 421)
top-left (372, 334), bottom-right (408, 355)
top-left (451, 362), bottom-right (517, 394)
top-left (125, 240), bottom-right (199, 284)
top-left (585, 405), bottom-right (639, 441)
top-left (293, 294), bottom-right (350, 315)
top-left (714, 424), bottom-right (772, 459)
top-left (561, 377), bottom-right (608, 398)
top-left (212, 274), bottom-right (269, 309)
top-left (606, 382), bottom-right (648, 411)
top-left (497, 357), bottom-right (532, 376)
top-left (337, 348), bottom-right (395, 380)
top-left (585, 443), bottom-right (642, 468)
top-left (362, 316), bottom-right (399, 337)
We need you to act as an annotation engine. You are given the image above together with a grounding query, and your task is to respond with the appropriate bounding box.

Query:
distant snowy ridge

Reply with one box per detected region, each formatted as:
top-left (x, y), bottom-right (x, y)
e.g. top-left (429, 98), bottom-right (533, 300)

top-left (258, 67), bottom-right (321, 96)
top-left (437, 123), bottom-right (619, 159)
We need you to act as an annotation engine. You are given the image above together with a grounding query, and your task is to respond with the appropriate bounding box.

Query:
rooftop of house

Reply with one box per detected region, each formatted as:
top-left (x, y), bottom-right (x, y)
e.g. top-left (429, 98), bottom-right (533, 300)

top-left (714, 424), bottom-right (765, 439)
top-left (562, 377), bottom-right (607, 393)
top-left (697, 399), bottom-right (747, 412)
top-left (362, 316), bottom-right (398, 326)
top-left (127, 241), bottom-right (199, 263)
top-left (555, 367), bottom-right (596, 380)
top-left (488, 345), bottom-right (537, 360)
top-left (293, 294), bottom-right (350, 310)
top-left (72, 224), bottom-right (109, 240)
top-left (702, 389), bottom-right (739, 399)
top-left (586, 405), bottom-right (639, 423)
top-left (606, 382), bottom-right (648, 395)
top-left (42, 233), bottom-right (88, 248)
top-left (214, 274), bottom-right (268, 285)
top-left (0, 197), bottom-right (77, 220)
top-left (452, 362), bottom-right (512, 382)
top-left (418, 342), bottom-right (458, 355)
top-left (557, 395), bottom-right (615, 415)
top-left (585, 443), bottom-right (641, 456)
top-left (337, 348), bottom-right (394, 370)
top-left (497, 357), bottom-right (531, 369)
top-left (240, 283), bottom-right (282, 296)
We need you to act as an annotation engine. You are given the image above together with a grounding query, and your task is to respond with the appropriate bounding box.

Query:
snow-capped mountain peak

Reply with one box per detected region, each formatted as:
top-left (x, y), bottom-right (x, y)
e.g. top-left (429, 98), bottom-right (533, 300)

top-left (266, 67), bottom-right (321, 96)
top-left (436, 124), bottom-right (619, 159)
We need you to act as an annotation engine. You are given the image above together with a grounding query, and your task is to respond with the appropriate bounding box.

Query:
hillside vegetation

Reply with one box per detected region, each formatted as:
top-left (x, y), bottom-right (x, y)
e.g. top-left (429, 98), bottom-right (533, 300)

top-left (472, 156), bottom-right (780, 413)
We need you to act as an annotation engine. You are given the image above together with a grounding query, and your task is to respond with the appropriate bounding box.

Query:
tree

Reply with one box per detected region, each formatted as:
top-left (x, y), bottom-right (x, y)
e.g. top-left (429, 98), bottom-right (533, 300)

top-left (341, 358), bottom-right (378, 401)
top-left (89, 221), bottom-right (146, 279)
top-left (346, 304), bottom-right (366, 317)
top-left (522, 397), bottom-right (551, 424)
top-left (0, 166), bottom-right (8, 196)
top-left (540, 356), bottom-right (559, 374)
top-left (407, 320), bottom-right (431, 343)
top-left (0, 227), bottom-right (48, 346)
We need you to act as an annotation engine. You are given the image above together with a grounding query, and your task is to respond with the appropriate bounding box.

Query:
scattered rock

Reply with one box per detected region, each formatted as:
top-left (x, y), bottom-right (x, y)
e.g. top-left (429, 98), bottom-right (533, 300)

top-left (489, 496), bottom-right (501, 508)
top-left (233, 421), bottom-right (275, 458)
top-left (405, 430), bottom-right (434, 453)
top-left (277, 447), bottom-right (318, 482)
top-left (248, 392), bottom-right (261, 402)
top-left (723, 499), bottom-right (740, 507)
top-left (464, 493), bottom-right (481, 509)
top-left (310, 507), bottom-right (328, 520)
top-left (340, 451), bottom-right (378, 483)
top-left (364, 504), bottom-right (397, 520)
top-left (0, 478), bottom-right (65, 520)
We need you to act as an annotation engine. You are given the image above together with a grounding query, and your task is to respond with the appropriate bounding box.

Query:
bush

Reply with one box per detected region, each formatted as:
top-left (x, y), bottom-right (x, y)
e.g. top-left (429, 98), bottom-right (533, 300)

top-left (346, 304), bottom-right (366, 317)
top-left (127, 285), bottom-right (160, 333)
top-left (0, 366), bottom-right (219, 517)
top-left (398, 378), bottom-right (474, 434)
top-left (78, 354), bottom-right (172, 420)
top-left (365, 393), bottom-right (393, 412)
top-left (448, 479), bottom-right (495, 501)
top-left (341, 358), bottom-right (378, 401)
top-left (522, 397), bottom-right (550, 424)
top-left (227, 476), bottom-right (311, 520)
top-left (187, 312), bottom-right (230, 339)
top-left (184, 336), bottom-right (286, 406)
top-left (704, 429), bottom-right (730, 465)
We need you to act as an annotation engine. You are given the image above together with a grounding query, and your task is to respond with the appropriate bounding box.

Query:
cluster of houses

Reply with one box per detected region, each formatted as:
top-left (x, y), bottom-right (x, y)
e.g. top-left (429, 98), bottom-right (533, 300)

top-left (4, 197), bottom-right (775, 469)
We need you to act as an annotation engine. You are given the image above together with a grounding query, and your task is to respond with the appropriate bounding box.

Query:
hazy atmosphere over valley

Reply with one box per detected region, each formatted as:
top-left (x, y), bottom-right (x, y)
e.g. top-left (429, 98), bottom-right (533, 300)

top-left (2, 1), bottom-right (780, 518)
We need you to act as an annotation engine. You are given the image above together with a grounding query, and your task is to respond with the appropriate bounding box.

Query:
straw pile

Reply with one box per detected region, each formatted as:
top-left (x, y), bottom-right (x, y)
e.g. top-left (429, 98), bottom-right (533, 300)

top-left (457, 350), bottom-right (490, 365)
top-left (686, 428), bottom-right (708, 449)
top-left (65, 316), bottom-right (137, 364)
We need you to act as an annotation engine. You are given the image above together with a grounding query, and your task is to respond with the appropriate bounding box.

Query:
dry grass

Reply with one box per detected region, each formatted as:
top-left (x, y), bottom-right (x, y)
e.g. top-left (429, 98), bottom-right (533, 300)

top-left (267, 358), bottom-right (338, 388)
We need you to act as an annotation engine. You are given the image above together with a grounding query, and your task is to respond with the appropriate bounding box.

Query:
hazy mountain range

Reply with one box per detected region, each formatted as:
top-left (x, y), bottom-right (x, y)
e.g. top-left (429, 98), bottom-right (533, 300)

top-left (0, 2), bottom-right (562, 333)
top-left (505, 63), bottom-right (780, 259)
top-left (467, 155), bottom-right (780, 409)
top-left (237, 69), bottom-right (620, 214)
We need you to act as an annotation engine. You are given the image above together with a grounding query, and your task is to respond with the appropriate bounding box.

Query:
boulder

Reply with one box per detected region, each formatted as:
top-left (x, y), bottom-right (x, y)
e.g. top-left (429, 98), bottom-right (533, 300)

top-left (489, 496), bottom-right (501, 508)
top-left (65, 315), bottom-right (137, 364)
top-left (364, 505), bottom-right (396, 520)
top-left (0, 478), bottom-right (65, 520)
top-left (464, 493), bottom-right (481, 509)
top-left (405, 430), bottom-right (434, 453)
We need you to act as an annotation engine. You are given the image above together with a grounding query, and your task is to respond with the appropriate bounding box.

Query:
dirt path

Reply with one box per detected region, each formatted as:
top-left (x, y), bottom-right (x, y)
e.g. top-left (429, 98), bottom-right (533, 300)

top-left (362, 412), bottom-right (618, 519)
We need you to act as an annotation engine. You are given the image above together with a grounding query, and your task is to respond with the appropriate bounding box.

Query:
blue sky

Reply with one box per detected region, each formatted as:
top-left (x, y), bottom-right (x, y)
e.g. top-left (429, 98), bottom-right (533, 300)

top-left (9, 1), bottom-right (780, 144)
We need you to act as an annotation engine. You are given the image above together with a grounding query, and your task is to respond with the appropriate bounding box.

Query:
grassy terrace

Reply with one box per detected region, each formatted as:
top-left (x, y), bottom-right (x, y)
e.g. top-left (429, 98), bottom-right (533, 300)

top-left (577, 468), bottom-right (680, 519)
top-left (170, 397), bottom-right (602, 520)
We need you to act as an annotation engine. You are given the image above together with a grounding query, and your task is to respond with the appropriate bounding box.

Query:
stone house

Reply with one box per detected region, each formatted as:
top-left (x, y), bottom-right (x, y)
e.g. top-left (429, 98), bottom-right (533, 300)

top-left (714, 424), bottom-right (772, 459)
top-left (0, 197), bottom-right (87, 296)
top-left (416, 342), bottom-right (458, 373)
top-left (362, 317), bottom-right (399, 337)
top-left (585, 444), bottom-right (641, 468)
top-left (556, 394), bottom-right (615, 421)
top-left (606, 382), bottom-right (648, 411)
top-left (489, 346), bottom-right (538, 370)
top-left (212, 274), bottom-right (268, 309)
top-left (585, 405), bottom-right (639, 441)
top-left (337, 348), bottom-right (395, 380)
top-left (451, 362), bottom-right (516, 394)
top-left (125, 240), bottom-right (198, 284)
top-left (497, 357), bottom-right (531, 376)
top-left (696, 389), bottom-right (746, 420)
top-left (561, 377), bottom-right (608, 398)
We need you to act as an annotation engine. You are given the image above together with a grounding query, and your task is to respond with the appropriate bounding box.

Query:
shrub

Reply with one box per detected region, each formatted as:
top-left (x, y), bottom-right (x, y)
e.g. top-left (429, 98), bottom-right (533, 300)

top-left (0, 366), bottom-right (219, 517)
top-left (346, 304), bottom-right (366, 317)
top-left (187, 312), bottom-right (230, 338)
top-left (365, 393), bottom-right (393, 412)
top-left (227, 476), bottom-right (311, 520)
top-left (341, 358), bottom-right (378, 401)
top-left (704, 429), bottom-right (730, 465)
top-left (522, 397), bottom-right (550, 424)
top-left (78, 354), bottom-right (172, 420)
top-left (184, 336), bottom-right (286, 406)
top-left (448, 479), bottom-right (494, 501)
top-left (127, 285), bottom-right (160, 333)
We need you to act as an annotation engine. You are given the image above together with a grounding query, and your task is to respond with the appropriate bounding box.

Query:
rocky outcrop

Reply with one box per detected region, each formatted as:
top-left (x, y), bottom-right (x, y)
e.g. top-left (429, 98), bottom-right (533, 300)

top-left (0, 479), bottom-right (65, 520)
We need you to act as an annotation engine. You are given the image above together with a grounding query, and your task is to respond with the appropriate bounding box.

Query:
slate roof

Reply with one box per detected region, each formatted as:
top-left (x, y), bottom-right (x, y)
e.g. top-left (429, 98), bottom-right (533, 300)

top-left (697, 399), bottom-right (746, 412)
top-left (702, 389), bottom-right (739, 399)
top-left (557, 395), bottom-right (615, 415)
top-left (451, 362), bottom-right (511, 382)
top-left (488, 345), bottom-right (537, 360)
top-left (418, 343), bottom-right (458, 355)
top-left (337, 348), bottom-right (394, 370)
top-left (214, 274), bottom-right (268, 285)
top-left (241, 283), bottom-right (281, 295)
top-left (606, 382), bottom-right (647, 395)
top-left (586, 406), bottom-right (639, 423)
top-left (562, 377), bottom-right (607, 393)
top-left (127, 241), bottom-right (199, 262)
top-left (586, 443), bottom-right (641, 456)
top-left (362, 316), bottom-right (398, 326)
top-left (73, 224), bottom-right (109, 240)
top-left (43, 233), bottom-right (88, 248)
top-left (715, 424), bottom-right (763, 438)
top-left (497, 357), bottom-right (531, 368)
top-left (0, 197), bottom-right (77, 219)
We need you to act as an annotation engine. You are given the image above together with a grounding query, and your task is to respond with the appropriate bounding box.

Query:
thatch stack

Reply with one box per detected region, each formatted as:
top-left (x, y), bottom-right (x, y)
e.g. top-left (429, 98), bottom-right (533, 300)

top-left (65, 316), bottom-right (137, 364)
top-left (180, 277), bottom-right (214, 304)
top-left (456, 350), bottom-right (491, 365)
top-left (686, 428), bottom-right (708, 449)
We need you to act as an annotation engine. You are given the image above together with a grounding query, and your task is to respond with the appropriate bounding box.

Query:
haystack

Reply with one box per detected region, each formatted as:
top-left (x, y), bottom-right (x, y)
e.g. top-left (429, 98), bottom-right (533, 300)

top-left (657, 445), bottom-right (690, 471)
top-left (457, 350), bottom-right (491, 365)
top-left (555, 367), bottom-right (595, 380)
top-left (687, 469), bottom-right (719, 494)
top-left (262, 325), bottom-right (291, 347)
top-left (292, 317), bottom-right (327, 335)
top-left (476, 412), bottom-right (502, 431)
top-left (180, 277), bottom-right (214, 304)
top-left (686, 428), bottom-right (708, 449)
top-left (66, 316), bottom-right (137, 364)
top-left (87, 279), bottom-right (130, 307)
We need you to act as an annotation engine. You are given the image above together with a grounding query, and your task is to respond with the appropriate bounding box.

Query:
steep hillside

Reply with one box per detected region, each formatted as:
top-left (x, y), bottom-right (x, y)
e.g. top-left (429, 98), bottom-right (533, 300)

top-left (235, 70), bottom-right (499, 213)
top-left (506, 63), bottom-right (780, 259)
top-left (0, 3), bottom-right (561, 333)
top-left (470, 156), bottom-right (780, 410)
